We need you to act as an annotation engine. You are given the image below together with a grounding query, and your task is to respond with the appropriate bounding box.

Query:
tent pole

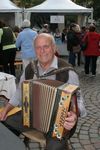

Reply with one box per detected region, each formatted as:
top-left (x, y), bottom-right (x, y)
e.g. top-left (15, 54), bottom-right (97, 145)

top-left (90, 7), bottom-right (93, 24)
top-left (22, 7), bottom-right (25, 21)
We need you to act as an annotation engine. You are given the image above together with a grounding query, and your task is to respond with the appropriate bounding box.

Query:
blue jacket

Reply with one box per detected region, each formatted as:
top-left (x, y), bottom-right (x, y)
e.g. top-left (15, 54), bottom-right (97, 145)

top-left (16, 28), bottom-right (37, 59)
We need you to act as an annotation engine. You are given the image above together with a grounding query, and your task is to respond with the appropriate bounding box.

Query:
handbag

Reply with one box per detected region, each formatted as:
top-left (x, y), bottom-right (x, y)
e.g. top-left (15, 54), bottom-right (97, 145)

top-left (81, 34), bottom-right (88, 51)
top-left (72, 45), bottom-right (81, 53)
top-left (81, 41), bottom-right (88, 51)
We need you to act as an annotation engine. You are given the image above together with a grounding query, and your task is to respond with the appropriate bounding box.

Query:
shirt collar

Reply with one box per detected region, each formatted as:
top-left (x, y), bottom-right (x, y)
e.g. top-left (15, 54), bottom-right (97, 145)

top-left (37, 56), bottom-right (58, 76)
top-left (49, 55), bottom-right (58, 69)
top-left (37, 56), bottom-right (58, 69)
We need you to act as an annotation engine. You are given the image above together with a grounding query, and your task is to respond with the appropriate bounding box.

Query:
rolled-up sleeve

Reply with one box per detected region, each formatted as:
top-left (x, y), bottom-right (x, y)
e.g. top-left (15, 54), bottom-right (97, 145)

top-left (68, 70), bottom-right (87, 117)
top-left (9, 72), bottom-right (25, 107)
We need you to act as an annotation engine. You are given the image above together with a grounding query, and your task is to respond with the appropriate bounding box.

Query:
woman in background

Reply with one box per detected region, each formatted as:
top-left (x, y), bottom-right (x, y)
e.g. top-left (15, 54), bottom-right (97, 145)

top-left (67, 23), bottom-right (81, 66)
top-left (83, 24), bottom-right (100, 76)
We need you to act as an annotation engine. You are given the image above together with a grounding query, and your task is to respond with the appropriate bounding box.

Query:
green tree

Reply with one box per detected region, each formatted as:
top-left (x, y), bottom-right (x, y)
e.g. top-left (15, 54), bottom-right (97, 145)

top-left (11, 0), bottom-right (45, 7)
top-left (91, 0), bottom-right (100, 20)
top-left (75, 0), bottom-right (100, 20)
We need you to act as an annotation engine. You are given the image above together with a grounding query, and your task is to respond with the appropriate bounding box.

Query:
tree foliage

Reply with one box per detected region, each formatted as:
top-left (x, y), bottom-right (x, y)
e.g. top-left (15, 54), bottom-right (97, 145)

top-left (74, 0), bottom-right (100, 19)
top-left (11, 0), bottom-right (44, 7)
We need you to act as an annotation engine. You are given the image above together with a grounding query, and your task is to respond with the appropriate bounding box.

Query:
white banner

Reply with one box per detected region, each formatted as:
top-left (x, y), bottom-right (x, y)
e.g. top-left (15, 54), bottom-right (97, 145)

top-left (50, 15), bottom-right (64, 23)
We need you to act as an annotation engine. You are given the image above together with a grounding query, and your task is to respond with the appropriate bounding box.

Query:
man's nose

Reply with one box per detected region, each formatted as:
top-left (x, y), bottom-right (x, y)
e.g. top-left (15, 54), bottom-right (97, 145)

top-left (41, 46), bottom-right (45, 52)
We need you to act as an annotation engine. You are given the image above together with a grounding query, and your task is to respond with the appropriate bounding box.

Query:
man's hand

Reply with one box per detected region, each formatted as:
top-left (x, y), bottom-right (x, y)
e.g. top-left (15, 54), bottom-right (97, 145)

top-left (64, 111), bottom-right (77, 131)
top-left (0, 110), bottom-right (7, 121)
top-left (0, 103), bottom-right (14, 121)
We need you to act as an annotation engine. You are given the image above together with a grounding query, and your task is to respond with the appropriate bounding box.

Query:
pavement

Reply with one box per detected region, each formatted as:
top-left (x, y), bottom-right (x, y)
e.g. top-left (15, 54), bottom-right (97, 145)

top-left (68, 57), bottom-right (100, 150)
top-left (25, 57), bottom-right (100, 150)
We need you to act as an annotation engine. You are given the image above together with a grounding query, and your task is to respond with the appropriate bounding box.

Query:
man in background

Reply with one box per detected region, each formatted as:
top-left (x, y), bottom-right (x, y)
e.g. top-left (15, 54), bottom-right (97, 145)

top-left (16, 19), bottom-right (38, 71)
top-left (0, 20), bottom-right (16, 76)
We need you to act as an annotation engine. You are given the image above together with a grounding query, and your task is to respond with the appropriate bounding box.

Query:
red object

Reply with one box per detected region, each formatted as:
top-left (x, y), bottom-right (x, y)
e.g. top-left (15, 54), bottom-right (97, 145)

top-left (83, 32), bottom-right (100, 56)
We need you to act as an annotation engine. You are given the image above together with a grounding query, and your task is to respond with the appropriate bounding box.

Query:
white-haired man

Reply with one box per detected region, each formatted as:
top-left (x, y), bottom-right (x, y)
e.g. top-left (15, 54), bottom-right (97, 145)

top-left (0, 33), bottom-right (86, 150)
top-left (16, 19), bottom-right (38, 71)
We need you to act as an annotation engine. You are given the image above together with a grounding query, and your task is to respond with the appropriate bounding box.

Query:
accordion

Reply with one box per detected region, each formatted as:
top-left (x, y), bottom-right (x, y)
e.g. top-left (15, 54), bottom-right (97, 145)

top-left (22, 79), bottom-right (79, 139)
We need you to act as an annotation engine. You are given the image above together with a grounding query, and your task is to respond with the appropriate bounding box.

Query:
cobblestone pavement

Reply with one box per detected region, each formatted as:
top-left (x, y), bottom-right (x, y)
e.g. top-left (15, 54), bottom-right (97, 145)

top-left (68, 58), bottom-right (100, 150)
top-left (23, 58), bottom-right (100, 150)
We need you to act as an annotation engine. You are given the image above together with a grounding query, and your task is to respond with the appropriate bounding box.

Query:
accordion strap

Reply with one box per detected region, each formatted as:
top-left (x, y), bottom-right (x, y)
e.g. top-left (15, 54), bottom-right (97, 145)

top-left (39, 66), bottom-right (74, 78)
top-left (30, 60), bottom-right (75, 79)
top-left (30, 60), bottom-right (40, 78)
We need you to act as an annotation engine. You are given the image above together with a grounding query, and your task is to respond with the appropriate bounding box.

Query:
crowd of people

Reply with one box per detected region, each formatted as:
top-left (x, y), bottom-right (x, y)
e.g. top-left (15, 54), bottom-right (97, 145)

top-left (66, 23), bottom-right (100, 77)
top-left (0, 20), bottom-right (100, 77)
top-left (0, 19), bottom-right (100, 149)
top-left (39, 22), bottom-right (100, 78)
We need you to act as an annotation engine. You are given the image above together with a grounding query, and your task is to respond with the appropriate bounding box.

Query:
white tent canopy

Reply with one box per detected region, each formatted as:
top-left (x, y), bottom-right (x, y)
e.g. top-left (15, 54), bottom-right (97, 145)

top-left (0, 0), bottom-right (23, 27)
top-left (26, 0), bottom-right (92, 14)
top-left (0, 0), bottom-right (21, 12)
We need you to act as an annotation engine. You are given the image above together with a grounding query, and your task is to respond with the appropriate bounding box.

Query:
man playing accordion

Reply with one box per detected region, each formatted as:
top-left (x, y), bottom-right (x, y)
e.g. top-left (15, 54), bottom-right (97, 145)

top-left (0, 33), bottom-right (87, 150)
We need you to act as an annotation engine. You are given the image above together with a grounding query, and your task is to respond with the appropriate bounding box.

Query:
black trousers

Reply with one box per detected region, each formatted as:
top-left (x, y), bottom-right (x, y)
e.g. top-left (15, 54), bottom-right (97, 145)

top-left (77, 52), bottom-right (81, 66)
top-left (46, 137), bottom-right (68, 150)
top-left (1, 48), bottom-right (16, 76)
top-left (84, 56), bottom-right (98, 75)
top-left (2, 111), bottom-right (69, 150)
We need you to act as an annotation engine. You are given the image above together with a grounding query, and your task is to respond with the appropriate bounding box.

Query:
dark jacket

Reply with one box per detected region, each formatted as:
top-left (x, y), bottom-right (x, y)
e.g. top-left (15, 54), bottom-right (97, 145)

top-left (1, 27), bottom-right (15, 47)
top-left (67, 31), bottom-right (80, 51)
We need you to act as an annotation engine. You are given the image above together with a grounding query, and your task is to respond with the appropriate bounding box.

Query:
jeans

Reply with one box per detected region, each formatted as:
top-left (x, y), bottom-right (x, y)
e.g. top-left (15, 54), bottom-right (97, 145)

top-left (68, 51), bottom-right (76, 66)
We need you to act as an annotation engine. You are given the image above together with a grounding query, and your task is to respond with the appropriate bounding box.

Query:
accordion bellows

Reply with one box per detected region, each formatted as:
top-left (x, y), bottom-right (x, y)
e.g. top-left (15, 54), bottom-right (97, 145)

top-left (22, 79), bottom-right (79, 139)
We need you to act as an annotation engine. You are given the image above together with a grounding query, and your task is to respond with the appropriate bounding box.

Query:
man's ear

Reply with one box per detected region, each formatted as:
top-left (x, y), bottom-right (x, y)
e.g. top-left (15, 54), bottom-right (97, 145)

top-left (53, 44), bottom-right (57, 53)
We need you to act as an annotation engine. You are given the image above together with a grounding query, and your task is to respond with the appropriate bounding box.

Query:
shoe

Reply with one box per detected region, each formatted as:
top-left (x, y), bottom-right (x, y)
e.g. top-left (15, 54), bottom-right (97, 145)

top-left (85, 73), bottom-right (89, 76)
top-left (91, 74), bottom-right (96, 77)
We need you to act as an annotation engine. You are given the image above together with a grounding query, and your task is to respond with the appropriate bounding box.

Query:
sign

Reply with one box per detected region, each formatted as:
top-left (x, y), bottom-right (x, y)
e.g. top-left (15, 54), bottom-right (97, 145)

top-left (50, 16), bottom-right (64, 23)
